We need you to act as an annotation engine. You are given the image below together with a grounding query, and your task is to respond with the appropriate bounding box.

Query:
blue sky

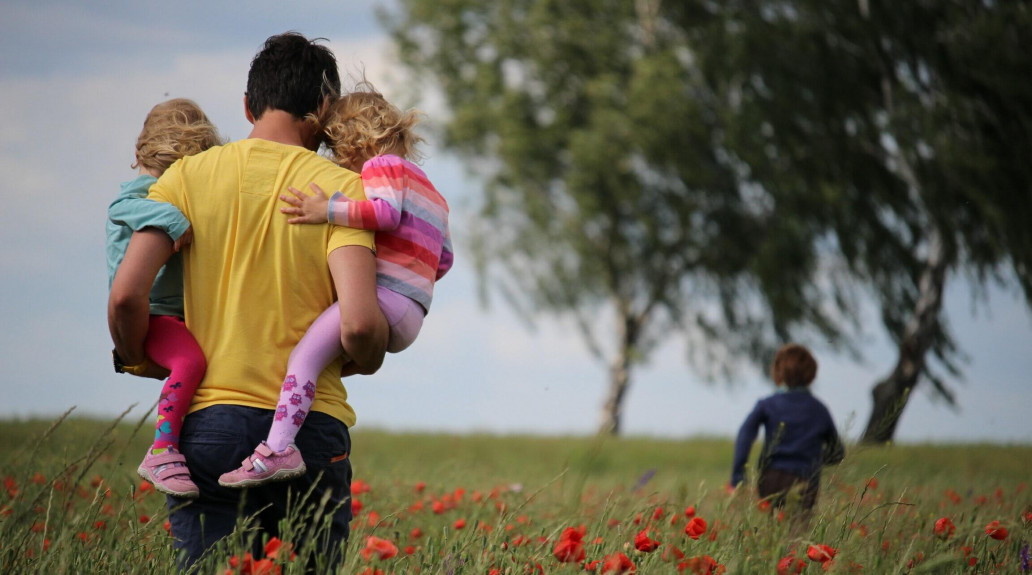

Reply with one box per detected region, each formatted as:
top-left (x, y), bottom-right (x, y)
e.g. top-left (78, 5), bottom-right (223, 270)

top-left (1, 1), bottom-right (1030, 444)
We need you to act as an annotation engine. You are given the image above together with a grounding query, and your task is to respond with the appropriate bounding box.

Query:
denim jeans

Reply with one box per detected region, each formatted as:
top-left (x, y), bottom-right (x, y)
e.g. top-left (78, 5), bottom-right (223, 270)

top-left (167, 405), bottom-right (353, 569)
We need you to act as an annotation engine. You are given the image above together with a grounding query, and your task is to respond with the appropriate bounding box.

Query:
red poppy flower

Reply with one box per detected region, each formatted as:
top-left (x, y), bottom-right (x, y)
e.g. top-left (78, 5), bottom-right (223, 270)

top-left (248, 558), bottom-right (281, 575)
top-left (264, 537), bottom-right (295, 561)
top-left (684, 517), bottom-right (707, 540)
top-left (807, 544), bottom-right (837, 563)
top-left (661, 544), bottom-right (685, 562)
top-left (684, 506), bottom-right (696, 518)
top-left (553, 538), bottom-right (586, 563)
top-left (776, 553), bottom-right (806, 575)
top-left (554, 526), bottom-right (587, 563)
top-left (680, 555), bottom-right (725, 575)
top-left (634, 529), bottom-right (659, 553)
top-left (360, 536), bottom-right (399, 561)
top-left (453, 518), bottom-right (466, 529)
top-left (601, 552), bottom-right (636, 574)
top-left (933, 517), bottom-right (955, 540)
top-left (984, 520), bottom-right (1008, 540)
top-left (351, 479), bottom-right (370, 494)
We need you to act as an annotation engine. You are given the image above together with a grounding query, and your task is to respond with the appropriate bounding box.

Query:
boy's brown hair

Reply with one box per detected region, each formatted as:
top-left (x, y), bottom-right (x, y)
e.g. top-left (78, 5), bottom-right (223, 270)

top-left (318, 82), bottom-right (424, 172)
top-left (133, 98), bottom-right (222, 174)
top-left (770, 343), bottom-right (818, 388)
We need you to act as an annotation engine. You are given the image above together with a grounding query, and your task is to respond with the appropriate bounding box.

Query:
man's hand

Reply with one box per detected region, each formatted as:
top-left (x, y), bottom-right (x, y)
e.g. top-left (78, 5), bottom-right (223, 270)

top-left (328, 246), bottom-right (388, 374)
top-left (113, 350), bottom-right (171, 380)
top-left (172, 226), bottom-right (194, 252)
top-left (280, 182), bottom-right (332, 224)
top-left (109, 229), bottom-right (173, 365)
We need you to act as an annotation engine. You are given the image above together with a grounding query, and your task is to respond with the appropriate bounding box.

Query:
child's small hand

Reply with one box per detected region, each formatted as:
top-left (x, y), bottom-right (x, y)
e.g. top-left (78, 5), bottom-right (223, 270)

top-left (280, 182), bottom-right (331, 224)
top-left (173, 226), bottom-right (193, 252)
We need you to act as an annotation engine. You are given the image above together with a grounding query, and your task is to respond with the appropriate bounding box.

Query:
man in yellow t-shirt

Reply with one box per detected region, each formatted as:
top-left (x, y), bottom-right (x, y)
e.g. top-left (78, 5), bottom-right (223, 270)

top-left (108, 32), bottom-right (388, 569)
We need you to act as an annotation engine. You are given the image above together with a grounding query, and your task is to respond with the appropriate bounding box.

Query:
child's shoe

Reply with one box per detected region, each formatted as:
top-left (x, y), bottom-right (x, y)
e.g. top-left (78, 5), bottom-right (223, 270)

top-left (137, 447), bottom-right (199, 498)
top-left (218, 442), bottom-right (306, 488)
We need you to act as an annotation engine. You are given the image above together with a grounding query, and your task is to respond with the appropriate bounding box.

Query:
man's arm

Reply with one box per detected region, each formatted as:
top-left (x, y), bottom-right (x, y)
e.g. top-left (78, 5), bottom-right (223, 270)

top-left (328, 245), bottom-right (388, 374)
top-left (108, 228), bottom-right (174, 366)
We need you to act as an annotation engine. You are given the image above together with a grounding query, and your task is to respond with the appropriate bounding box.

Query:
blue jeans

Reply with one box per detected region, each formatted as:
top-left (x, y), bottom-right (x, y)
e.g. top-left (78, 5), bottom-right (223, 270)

top-left (167, 405), bottom-right (353, 569)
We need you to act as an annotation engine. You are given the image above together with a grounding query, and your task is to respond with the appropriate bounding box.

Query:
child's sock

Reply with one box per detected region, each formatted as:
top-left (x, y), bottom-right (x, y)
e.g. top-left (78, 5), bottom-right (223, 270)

top-left (264, 303), bottom-right (346, 453)
top-left (267, 374), bottom-right (316, 452)
top-left (152, 377), bottom-right (193, 453)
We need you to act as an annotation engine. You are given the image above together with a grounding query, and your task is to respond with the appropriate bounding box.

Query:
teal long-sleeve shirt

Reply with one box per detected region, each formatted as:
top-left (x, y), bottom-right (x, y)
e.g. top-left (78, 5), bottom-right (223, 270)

top-left (105, 174), bottom-right (191, 317)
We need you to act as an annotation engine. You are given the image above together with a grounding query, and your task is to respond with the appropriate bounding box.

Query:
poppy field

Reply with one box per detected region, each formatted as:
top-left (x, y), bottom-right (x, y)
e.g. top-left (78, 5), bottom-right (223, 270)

top-left (0, 410), bottom-right (1029, 574)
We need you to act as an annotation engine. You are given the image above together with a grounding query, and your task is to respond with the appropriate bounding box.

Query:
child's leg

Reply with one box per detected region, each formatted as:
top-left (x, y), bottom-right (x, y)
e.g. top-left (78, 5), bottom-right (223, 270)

top-left (266, 303), bottom-right (344, 452)
top-left (378, 286), bottom-right (425, 353)
top-left (145, 315), bottom-right (206, 453)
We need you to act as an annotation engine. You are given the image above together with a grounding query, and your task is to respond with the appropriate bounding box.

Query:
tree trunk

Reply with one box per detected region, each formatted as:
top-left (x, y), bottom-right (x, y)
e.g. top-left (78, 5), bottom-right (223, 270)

top-left (861, 228), bottom-right (948, 443)
top-left (598, 310), bottom-right (639, 435)
top-left (599, 350), bottom-right (632, 435)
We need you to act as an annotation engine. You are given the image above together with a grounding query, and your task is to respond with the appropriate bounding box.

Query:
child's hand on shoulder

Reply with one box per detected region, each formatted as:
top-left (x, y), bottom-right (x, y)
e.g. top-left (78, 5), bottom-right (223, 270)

top-left (280, 182), bottom-right (332, 224)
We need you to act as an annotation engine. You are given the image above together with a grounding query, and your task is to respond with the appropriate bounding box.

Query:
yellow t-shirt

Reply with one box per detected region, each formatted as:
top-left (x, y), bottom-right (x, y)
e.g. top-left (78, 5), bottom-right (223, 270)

top-left (148, 139), bottom-right (374, 426)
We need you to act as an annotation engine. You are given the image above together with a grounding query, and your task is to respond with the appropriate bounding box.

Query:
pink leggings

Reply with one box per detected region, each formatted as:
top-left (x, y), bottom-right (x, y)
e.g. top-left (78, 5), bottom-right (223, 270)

top-left (264, 288), bottom-right (423, 452)
top-left (145, 315), bottom-right (206, 451)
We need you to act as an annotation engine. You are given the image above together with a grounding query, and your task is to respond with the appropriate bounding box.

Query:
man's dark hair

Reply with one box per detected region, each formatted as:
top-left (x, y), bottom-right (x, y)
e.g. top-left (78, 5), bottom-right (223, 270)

top-left (246, 31), bottom-right (341, 120)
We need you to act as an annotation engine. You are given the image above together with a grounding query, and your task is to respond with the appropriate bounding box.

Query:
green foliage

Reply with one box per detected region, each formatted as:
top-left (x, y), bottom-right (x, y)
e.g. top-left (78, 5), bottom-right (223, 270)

top-left (384, 0), bottom-right (843, 386)
top-left (383, 0), bottom-right (1032, 438)
top-left (1, 416), bottom-right (1030, 574)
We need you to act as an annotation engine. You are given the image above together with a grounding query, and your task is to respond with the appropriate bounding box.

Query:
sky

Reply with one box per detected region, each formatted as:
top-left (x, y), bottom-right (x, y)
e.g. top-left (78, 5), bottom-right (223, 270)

top-left (1, 1), bottom-right (1030, 446)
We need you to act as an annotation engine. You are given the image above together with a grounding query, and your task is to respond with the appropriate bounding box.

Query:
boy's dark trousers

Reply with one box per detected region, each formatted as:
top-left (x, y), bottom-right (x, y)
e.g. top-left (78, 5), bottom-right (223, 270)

top-left (758, 468), bottom-right (819, 527)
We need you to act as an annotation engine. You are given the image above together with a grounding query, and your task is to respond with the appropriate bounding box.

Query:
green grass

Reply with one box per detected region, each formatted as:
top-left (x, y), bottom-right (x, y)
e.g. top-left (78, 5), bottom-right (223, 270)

top-left (0, 413), bottom-right (1029, 573)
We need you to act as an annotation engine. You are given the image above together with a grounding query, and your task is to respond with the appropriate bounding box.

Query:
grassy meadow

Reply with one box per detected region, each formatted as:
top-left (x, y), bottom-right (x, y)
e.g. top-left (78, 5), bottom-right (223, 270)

top-left (0, 411), bottom-right (1029, 574)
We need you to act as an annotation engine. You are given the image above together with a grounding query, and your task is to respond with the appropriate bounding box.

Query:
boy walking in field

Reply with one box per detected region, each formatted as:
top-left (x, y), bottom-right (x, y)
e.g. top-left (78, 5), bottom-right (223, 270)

top-left (729, 343), bottom-right (845, 523)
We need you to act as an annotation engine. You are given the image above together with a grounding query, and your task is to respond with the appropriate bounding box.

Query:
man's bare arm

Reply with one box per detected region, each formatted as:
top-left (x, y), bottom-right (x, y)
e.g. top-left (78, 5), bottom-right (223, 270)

top-left (328, 246), bottom-right (388, 374)
top-left (108, 228), bottom-right (173, 366)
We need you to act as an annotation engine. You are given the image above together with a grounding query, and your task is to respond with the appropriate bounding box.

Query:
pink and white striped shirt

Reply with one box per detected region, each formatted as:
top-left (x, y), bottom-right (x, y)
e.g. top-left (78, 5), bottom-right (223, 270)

top-left (328, 154), bottom-right (452, 312)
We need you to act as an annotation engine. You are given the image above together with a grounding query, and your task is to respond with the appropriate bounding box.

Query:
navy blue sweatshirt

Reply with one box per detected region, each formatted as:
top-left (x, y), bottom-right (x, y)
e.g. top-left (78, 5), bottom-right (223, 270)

top-left (730, 387), bottom-right (844, 487)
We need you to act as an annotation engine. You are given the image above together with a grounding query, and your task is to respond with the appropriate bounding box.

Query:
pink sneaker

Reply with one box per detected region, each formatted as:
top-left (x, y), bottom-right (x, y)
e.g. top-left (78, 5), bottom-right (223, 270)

top-left (137, 448), bottom-right (199, 498)
top-left (218, 442), bottom-right (306, 488)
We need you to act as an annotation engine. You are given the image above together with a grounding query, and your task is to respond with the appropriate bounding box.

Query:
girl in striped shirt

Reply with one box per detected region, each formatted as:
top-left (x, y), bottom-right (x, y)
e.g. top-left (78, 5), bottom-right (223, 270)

top-left (219, 86), bottom-right (452, 487)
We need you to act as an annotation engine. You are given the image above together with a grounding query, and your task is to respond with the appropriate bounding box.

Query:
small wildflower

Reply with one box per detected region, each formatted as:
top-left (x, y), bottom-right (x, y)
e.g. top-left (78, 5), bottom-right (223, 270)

top-left (684, 517), bottom-right (707, 540)
top-left (934, 517), bottom-right (955, 540)
top-left (985, 520), bottom-right (1009, 540)
top-left (807, 544), bottom-right (837, 564)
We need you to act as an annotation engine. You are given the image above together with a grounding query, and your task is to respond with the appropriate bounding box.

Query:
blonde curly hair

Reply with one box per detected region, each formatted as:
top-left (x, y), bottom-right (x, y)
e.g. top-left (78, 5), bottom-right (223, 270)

top-left (319, 84), bottom-right (424, 172)
top-left (133, 98), bottom-right (223, 174)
